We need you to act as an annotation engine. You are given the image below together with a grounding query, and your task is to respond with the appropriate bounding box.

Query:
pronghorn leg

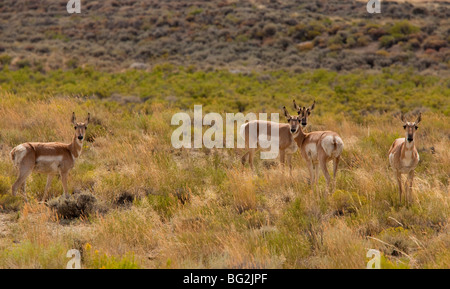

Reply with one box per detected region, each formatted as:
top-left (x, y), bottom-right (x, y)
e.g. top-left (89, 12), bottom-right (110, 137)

top-left (396, 171), bottom-right (403, 204)
top-left (404, 178), bottom-right (409, 205)
top-left (241, 151), bottom-right (249, 166)
top-left (42, 174), bottom-right (55, 201)
top-left (307, 161), bottom-right (315, 188)
top-left (12, 167), bottom-right (33, 200)
top-left (407, 170), bottom-right (414, 205)
top-left (286, 153), bottom-right (292, 176)
top-left (332, 156), bottom-right (340, 192)
top-left (21, 181), bottom-right (29, 203)
top-left (248, 149), bottom-right (255, 170)
top-left (279, 150), bottom-right (285, 167)
top-left (12, 152), bottom-right (35, 200)
top-left (314, 162), bottom-right (319, 186)
top-left (319, 158), bottom-right (332, 195)
top-left (60, 172), bottom-right (69, 197)
top-left (313, 162), bottom-right (320, 196)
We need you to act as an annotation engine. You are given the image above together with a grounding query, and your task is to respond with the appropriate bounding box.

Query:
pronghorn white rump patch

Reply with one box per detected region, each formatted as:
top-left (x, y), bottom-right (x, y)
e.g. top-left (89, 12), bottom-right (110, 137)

top-left (389, 153), bottom-right (395, 167)
top-left (321, 135), bottom-right (344, 158)
top-left (334, 136), bottom-right (344, 156)
top-left (11, 144), bottom-right (27, 166)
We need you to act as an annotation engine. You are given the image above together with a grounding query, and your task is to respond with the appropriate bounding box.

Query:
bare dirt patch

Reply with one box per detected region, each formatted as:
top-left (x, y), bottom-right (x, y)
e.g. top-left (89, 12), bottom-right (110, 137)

top-left (0, 213), bottom-right (14, 242)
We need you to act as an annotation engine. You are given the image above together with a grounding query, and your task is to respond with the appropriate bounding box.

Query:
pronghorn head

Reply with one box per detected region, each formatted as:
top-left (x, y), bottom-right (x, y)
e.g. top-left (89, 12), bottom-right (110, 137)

top-left (293, 100), bottom-right (315, 128)
top-left (282, 106), bottom-right (300, 134)
top-left (71, 112), bottom-right (90, 142)
top-left (401, 112), bottom-right (421, 143)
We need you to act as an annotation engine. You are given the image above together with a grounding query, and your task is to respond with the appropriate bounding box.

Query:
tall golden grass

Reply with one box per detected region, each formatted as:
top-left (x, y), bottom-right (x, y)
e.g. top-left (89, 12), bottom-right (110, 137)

top-left (0, 92), bottom-right (448, 268)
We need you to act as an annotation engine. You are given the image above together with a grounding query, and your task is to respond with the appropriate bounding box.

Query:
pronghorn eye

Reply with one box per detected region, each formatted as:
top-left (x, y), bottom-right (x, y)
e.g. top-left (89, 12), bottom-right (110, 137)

top-left (74, 126), bottom-right (77, 130)
top-left (415, 126), bottom-right (418, 130)
top-left (403, 125), bottom-right (407, 129)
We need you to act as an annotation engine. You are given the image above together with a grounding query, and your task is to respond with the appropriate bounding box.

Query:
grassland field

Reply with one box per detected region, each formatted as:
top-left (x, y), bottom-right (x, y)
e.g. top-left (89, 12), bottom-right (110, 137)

top-left (0, 65), bottom-right (448, 269)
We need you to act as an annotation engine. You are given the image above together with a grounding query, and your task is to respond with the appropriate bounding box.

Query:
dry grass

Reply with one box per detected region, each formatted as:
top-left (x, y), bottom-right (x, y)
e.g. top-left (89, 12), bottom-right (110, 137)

top-left (0, 91), bottom-right (448, 268)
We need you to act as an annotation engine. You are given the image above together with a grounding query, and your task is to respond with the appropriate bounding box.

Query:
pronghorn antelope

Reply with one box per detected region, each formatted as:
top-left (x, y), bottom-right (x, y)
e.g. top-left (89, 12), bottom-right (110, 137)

top-left (285, 103), bottom-right (344, 194)
top-left (240, 113), bottom-right (299, 172)
top-left (293, 99), bottom-right (315, 130)
top-left (388, 113), bottom-right (421, 204)
top-left (10, 112), bottom-right (90, 200)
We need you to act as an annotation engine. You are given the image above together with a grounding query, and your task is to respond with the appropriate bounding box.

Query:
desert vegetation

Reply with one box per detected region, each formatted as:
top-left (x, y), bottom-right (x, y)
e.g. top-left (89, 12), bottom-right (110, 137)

top-left (0, 66), bottom-right (448, 268)
top-left (0, 0), bottom-right (448, 72)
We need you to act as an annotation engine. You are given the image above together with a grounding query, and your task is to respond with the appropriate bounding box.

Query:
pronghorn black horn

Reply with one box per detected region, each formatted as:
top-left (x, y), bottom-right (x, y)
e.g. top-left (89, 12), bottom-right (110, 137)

top-left (415, 112), bottom-right (422, 124)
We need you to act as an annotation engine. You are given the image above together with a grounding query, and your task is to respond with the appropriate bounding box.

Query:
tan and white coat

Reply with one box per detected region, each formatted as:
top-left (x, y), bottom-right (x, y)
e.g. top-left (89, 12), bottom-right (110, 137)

top-left (10, 112), bottom-right (90, 200)
top-left (388, 113), bottom-right (421, 204)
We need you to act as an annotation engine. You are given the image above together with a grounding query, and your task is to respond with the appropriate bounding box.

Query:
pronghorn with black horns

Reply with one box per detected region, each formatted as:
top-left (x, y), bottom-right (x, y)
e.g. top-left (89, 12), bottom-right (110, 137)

top-left (286, 100), bottom-right (344, 194)
top-left (388, 112), bottom-right (421, 204)
top-left (10, 112), bottom-right (90, 201)
top-left (293, 99), bottom-right (315, 130)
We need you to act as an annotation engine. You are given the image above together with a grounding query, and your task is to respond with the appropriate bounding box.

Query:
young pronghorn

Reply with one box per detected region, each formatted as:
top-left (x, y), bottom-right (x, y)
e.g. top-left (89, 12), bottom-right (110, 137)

top-left (388, 113), bottom-right (421, 204)
top-left (284, 104), bottom-right (344, 194)
top-left (10, 112), bottom-right (90, 201)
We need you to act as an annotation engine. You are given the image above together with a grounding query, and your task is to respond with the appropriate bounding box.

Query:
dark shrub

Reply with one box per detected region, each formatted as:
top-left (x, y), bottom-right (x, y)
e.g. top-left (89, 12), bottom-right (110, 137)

top-left (263, 24), bottom-right (277, 38)
top-left (412, 7), bottom-right (428, 15)
top-left (367, 27), bottom-right (387, 40)
top-left (379, 35), bottom-right (396, 49)
top-left (48, 192), bottom-right (104, 220)
top-left (423, 37), bottom-right (447, 51)
top-left (16, 59), bottom-right (31, 68)
top-left (115, 192), bottom-right (135, 206)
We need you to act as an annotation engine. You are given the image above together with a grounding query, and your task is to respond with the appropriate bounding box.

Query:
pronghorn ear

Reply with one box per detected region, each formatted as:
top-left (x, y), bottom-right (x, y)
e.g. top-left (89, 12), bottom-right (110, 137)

top-left (71, 112), bottom-right (76, 125)
top-left (310, 100), bottom-right (315, 111)
top-left (400, 112), bottom-right (406, 124)
top-left (282, 106), bottom-right (290, 120)
top-left (86, 113), bottom-right (91, 126)
top-left (293, 100), bottom-right (301, 113)
top-left (415, 112), bottom-right (421, 125)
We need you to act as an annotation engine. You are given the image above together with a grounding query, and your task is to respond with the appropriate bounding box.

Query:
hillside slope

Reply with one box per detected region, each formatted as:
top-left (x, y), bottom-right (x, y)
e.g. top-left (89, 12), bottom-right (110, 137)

top-left (0, 0), bottom-right (448, 72)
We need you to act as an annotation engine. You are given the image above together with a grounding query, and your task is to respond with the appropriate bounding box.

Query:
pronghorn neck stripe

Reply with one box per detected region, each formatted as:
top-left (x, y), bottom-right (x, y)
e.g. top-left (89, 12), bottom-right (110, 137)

top-left (294, 128), bottom-right (307, 146)
top-left (405, 139), bottom-right (414, 149)
top-left (71, 134), bottom-right (83, 158)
